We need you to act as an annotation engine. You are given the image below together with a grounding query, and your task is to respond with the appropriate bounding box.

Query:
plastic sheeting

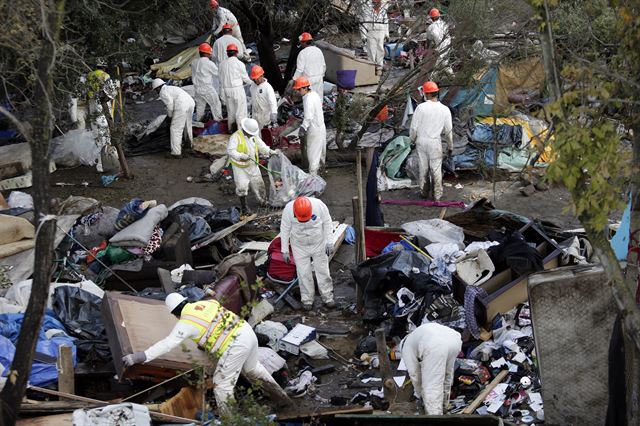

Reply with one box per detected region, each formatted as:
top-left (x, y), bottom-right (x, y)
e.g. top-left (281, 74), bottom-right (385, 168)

top-left (0, 312), bottom-right (76, 386)
top-left (402, 219), bottom-right (465, 250)
top-left (267, 152), bottom-right (326, 207)
top-left (49, 129), bottom-right (101, 168)
top-left (52, 286), bottom-right (105, 340)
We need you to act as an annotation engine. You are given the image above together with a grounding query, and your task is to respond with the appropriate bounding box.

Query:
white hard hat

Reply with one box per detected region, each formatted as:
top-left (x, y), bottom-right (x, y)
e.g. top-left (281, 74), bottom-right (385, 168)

top-left (240, 118), bottom-right (260, 136)
top-left (96, 58), bottom-right (107, 68)
top-left (151, 78), bottom-right (165, 90)
top-left (165, 292), bottom-right (187, 312)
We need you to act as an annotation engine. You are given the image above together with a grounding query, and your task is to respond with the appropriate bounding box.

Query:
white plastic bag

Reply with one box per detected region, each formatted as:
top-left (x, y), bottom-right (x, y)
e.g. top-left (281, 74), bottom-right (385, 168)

top-left (402, 219), bottom-right (465, 249)
top-left (49, 129), bottom-right (101, 167)
top-left (7, 191), bottom-right (33, 209)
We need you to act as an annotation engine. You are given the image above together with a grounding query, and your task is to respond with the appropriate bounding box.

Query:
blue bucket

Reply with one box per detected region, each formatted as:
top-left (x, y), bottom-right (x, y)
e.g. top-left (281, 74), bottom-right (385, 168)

top-left (336, 69), bottom-right (357, 89)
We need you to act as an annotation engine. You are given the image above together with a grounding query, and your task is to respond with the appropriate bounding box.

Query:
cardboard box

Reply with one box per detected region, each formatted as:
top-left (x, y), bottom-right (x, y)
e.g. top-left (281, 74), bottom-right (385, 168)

top-left (278, 324), bottom-right (316, 355)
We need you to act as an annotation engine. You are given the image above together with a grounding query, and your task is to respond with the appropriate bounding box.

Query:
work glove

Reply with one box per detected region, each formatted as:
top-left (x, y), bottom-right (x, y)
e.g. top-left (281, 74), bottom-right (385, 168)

top-left (270, 113), bottom-right (278, 124)
top-left (447, 148), bottom-right (453, 158)
top-left (122, 351), bottom-right (146, 367)
top-left (282, 251), bottom-right (291, 264)
top-left (238, 153), bottom-right (250, 161)
top-left (298, 127), bottom-right (307, 138)
top-left (325, 243), bottom-right (333, 257)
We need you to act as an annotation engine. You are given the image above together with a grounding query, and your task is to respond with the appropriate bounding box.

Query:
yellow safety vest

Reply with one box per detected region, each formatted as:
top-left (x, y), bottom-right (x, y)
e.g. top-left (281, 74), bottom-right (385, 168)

top-left (87, 70), bottom-right (110, 99)
top-left (179, 300), bottom-right (245, 357)
top-left (229, 130), bottom-right (259, 168)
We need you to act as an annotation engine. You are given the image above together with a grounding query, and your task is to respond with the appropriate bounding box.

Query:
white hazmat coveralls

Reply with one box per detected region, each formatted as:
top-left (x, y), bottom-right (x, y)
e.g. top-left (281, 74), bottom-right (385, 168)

top-left (250, 80), bottom-right (278, 128)
top-left (279, 197), bottom-right (334, 306)
top-left (401, 323), bottom-right (462, 415)
top-left (227, 129), bottom-right (275, 202)
top-left (363, 1), bottom-right (389, 67)
top-left (301, 90), bottom-right (326, 176)
top-left (426, 19), bottom-right (452, 73)
top-left (409, 99), bottom-right (453, 200)
top-left (213, 34), bottom-right (248, 65)
top-left (219, 56), bottom-right (252, 129)
top-left (191, 57), bottom-right (222, 121)
top-left (142, 320), bottom-right (283, 416)
top-left (212, 7), bottom-right (244, 45)
top-left (293, 46), bottom-right (326, 96)
top-left (159, 85), bottom-right (195, 156)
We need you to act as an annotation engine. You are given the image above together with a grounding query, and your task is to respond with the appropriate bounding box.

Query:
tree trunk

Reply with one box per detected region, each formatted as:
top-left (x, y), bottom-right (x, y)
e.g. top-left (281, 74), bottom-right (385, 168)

top-left (0, 1), bottom-right (64, 424)
top-left (538, 0), bottom-right (562, 102)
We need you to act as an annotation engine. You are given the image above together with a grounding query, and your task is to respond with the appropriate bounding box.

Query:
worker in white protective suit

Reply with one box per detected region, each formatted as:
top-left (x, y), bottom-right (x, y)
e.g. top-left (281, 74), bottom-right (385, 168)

top-left (219, 43), bottom-right (252, 132)
top-left (292, 32), bottom-right (326, 97)
top-left (425, 8), bottom-right (452, 75)
top-left (249, 65), bottom-right (278, 129)
top-left (86, 61), bottom-right (118, 172)
top-left (362, 0), bottom-right (389, 68)
top-left (294, 77), bottom-right (326, 176)
top-left (121, 293), bottom-right (291, 416)
top-left (279, 196), bottom-right (335, 311)
top-left (409, 81), bottom-right (453, 200)
top-left (191, 42), bottom-right (222, 121)
top-left (210, 0), bottom-right (244, 45)
top-left (227, 118), bottom-right (279, 214)
top-left (213, 24), bottom-right (249, 65)
top-left (69, 75), bottom-right (89, 130)
top-left (152, 78), bottom-right (195, 158)
top-left (401, 323), bottom-right (462, 415)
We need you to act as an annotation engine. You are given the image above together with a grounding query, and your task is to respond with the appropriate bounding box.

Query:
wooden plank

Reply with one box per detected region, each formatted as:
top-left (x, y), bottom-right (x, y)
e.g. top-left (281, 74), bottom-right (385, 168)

top-left (352, 197), bottom-right (365, 310)
top-left (461, 370), bottom-right (509, 414)
top-left (21, 401), bottom-right (100, 414)
top-left (56, 345), bottom-right (74, 397)
top-left (277, 406), bottom-right (373, 421)
top-left (375, 328), bottom-right (397, 401)
top-left (191, 213), bottom-right (257, 250)
top-left (328, 223), bottom-right (349, 262)
top-left (0, 161), bottom-right (24, 180)
top-left (16, 413), bottom-right (73, 426)
top-left (238, 241), bottom-right (271, 252)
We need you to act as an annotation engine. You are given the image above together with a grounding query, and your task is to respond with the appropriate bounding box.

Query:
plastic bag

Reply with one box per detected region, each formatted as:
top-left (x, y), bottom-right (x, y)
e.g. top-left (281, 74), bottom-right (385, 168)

top-left (49, 129), bottom-right (101, 167)
top-left (7, 191), bottom-right (34, 209)
top-left (402, 219), bottom-right (466, 250)
top-left (52, 286), bottom-right (105, 340)
top-left (267, 152), bottom-right (326, 207)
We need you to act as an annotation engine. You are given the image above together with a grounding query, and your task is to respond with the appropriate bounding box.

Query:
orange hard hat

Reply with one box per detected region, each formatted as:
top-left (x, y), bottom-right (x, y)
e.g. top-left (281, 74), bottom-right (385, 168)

top-left (226, 43), bottom-right (238, 52)
top-left (376, 105), bottom-right (389, 122)
top-left (299, 32), bottom-right (313, 42)
top-left (250, 66), bottom-right (265, 80)
top-left (429, 8), bottom-right (440, 18)
top-left (210, 0), bottom-right (218, 9)
top-left (222, 23), bottom-right (233, 30)
top-left (422, 81), bottom-right (439, 94)
top-left (198, 43), bottom-right (212, 55)
top-left (293, 197), bottom-right (313, 222)
top-left (293, 76), bottom-right (311, 90)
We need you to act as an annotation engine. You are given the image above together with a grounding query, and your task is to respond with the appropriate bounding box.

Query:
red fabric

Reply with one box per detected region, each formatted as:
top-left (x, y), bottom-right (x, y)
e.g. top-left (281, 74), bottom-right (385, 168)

top-left (365, 229), bottom-right (403, 258)
top-left (267, 237), bottom-right (297, 282)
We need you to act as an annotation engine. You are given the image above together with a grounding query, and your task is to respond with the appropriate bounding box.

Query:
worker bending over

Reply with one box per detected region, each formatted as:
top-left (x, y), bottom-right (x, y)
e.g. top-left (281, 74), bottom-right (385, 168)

top-left (249, 66), bottom-right (278, 129)
top-left (191, 43), bottom-right (222, 121)
top-left (409, 81), bottom-right (452, 200)
top-left (294, 77), bottom-right (326, 176)
top-left (122, 293), bottom-right (291, 415)
top-left (219, 43), bottom-right (252, 131)
top-left (152, 78), bottom-right (195, 159)
top-left (292, 32), bottom-right (326, 97)
top-left (362, 0), bottom-right (389, 68)
top-left (210, 0), bottom-right (244, 45)
top-left (227, 118), bottom-right (279, 214)
top-left (280, 196), bottom-right (335, 311)
top-left (213, 24), bottom-right (248, 65)
top-left (401, 323), bottom-right (462, 415)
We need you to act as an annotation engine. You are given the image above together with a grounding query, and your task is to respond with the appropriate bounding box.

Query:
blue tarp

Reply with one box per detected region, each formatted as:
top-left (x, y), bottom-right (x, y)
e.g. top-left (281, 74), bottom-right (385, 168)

top-left (448, 66), bottom-right (497, 116)
top-left (0, 312), bottom-right (76, 386)
top-left (611, 196), bottom-right (632, 261)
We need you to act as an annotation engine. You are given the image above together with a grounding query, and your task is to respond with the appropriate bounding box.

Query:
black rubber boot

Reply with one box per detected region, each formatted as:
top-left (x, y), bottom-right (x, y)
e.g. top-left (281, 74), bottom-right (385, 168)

top-left (240, 196), bottom-right (253, 215)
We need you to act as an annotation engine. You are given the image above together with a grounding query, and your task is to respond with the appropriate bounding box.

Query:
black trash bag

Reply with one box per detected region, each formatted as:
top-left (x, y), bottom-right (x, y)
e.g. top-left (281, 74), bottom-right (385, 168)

top-left (182, 270), bottom-right (217, 287)
top-left (488, 231), bottom-right (544, 276)
top-left (132, 286), bottom-right (204, 302)
top-left (52, 287), bottom-right (105, 340)
top-left (75, 340), bottom-right (112, 364)
top-left (206, 207), bottom-right (241, 231)
top-left (354, 335), bottom-right (377, 358)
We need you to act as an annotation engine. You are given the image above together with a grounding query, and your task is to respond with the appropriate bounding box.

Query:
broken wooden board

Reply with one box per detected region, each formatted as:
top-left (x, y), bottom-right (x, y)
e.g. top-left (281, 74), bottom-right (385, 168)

top-left (17, 413), bottom-right (73, 426)
top-left (101, 292), bottom-right (211, 381)
top-left (277, 406), bottom-right (373, 421)
top-left (238, 241), bottom-right (271, 252)
top-left (191, 213), bottom-right (257, 250)
top-left (329, 222), bottom-right (349, 262)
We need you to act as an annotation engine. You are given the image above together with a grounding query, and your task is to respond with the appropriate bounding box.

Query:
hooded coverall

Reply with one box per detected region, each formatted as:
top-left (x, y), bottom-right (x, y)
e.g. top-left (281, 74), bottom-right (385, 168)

top-left (363, 1), bottom-right (389, 67)
top-left (401, 323), bottom-right (462, 415)
top-left (301, 90), bottom-right (326, 176)
top-left (279, 197), bottom-right (334, 306)
top-left (227, 129), bottom-right (275, 203)
top-left (213, 34), bottom-right (248, 65)
top-left (159, 85), bottom-right (195, 156)
top-left (409, 99), bottom-right (453, 200)
top-left (191, 57), bottom-right (222, 121)
top-left (293, 46), bottom-right (326, 97)
top-left (140, 300), bottom-right (288, 415)
top-left (87, 70), bottom-right (117, 172)
top-left (250, 80), bottom-right (278, 128)
top-left (219, 56), bottom-right (252, 129)
top-left (426, 19), bottom-right (452, 73)
top-left (212, 6), bottom-right (244, 45)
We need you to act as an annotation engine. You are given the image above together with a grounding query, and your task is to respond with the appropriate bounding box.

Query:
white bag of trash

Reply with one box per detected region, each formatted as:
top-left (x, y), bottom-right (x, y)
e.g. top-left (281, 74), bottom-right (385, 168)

top-left (267, 151), bottom-right (326, 207)
top-left (49, 129), bottom-right (101, 168)
top-left (402, 219), bottom-right (465, 250)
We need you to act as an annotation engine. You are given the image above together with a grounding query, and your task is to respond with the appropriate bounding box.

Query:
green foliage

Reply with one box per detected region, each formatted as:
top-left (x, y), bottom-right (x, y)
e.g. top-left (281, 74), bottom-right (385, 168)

top-left (219, 389), bottom-right (276, 426)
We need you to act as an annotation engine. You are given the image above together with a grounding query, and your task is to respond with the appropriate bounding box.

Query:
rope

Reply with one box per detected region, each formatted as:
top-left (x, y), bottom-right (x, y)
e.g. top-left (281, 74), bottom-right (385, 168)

top-left (248, 156), bottom-right (281, 176)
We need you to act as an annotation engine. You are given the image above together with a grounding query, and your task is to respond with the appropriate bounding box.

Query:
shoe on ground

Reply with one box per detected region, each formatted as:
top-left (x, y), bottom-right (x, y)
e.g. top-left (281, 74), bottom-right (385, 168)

top-left (324, 301), bottom-right (336, 309)
top-left (165, 153), bottom-right (183, 159)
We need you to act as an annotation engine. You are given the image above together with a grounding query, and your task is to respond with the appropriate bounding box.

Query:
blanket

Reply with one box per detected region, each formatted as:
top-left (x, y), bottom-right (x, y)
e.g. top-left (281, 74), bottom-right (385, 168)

top-left (109, 205), bottom-right (168, 248)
